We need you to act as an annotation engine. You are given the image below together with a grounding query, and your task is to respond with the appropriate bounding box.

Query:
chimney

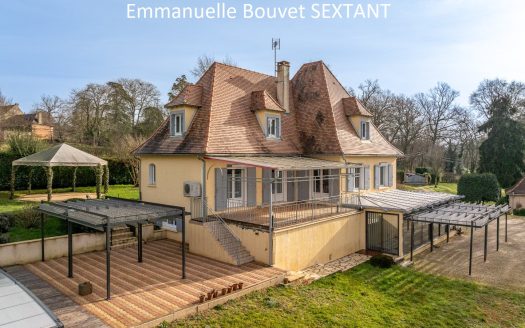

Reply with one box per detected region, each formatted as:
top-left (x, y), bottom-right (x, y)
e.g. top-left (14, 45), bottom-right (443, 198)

top-left (276, 61), bottom-right (290, 113)
top-left (37, 112), bottom-right (43, 124)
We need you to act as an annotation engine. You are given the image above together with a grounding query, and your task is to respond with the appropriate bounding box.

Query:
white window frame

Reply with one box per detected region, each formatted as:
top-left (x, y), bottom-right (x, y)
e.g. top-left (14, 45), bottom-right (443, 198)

top-left (311, 169), bottom-right (330, 199)
top-left (148, 163), bottom-right (156, 185)
top-left (170, 111), bottom-right (184, 136)
top-left (271, 170), bottom-right (287, 202)
top-left (226, 168), bottom-right (246, 207)
top-left (360, 120), bottom-right (370, 140)
top-left (266, 114), bottom-right (281, 139)
top-left (379, 164), bottom-right (388, 187)
top-left (347, 166), bottom-right (362, 191)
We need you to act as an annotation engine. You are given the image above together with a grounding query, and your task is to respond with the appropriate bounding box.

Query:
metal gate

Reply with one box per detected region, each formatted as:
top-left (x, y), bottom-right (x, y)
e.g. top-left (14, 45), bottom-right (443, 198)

top-left (366, 211), bottom-right (399, 255)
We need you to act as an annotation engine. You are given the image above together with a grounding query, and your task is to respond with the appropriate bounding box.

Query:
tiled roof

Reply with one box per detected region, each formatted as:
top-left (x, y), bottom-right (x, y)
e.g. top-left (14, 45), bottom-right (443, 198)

top-left (0, 112), bottom-right (53, 128)
top-left (136, 61), bottom-right (402, 157)
top-left (165, 84), bottom-right (203, 108)
top-left (342, 97), bottom-right (373, 117)
top-left (251, 90), bottom-right (285, 112)
top-left (507, 177), bottom-right (525, 195)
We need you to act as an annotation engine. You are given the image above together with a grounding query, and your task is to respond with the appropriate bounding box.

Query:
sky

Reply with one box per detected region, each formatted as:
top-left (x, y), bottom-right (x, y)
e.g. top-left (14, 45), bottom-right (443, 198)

top-left (0, 0), bottom-right (524, 111)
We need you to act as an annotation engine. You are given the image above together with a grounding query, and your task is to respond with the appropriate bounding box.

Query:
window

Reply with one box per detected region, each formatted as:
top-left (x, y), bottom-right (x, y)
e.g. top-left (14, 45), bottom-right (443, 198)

top-left (379, 165), bottom-right (386, 187)
top-left (271, 170), bottom-right (286, 202)
top-left (360, 120), bottom-right (370, 140)
top-left (170, 112), bottom-right (184, 136)
top-left (148, 164), bottom-right (156, 185)
top-left (313, 169), bottom-right (330, 196)
top-left (227, 169), bottom-right (244, 203)
top-left (348, 166), bottom-right (361, 191)
top-left (266, 115), bottom-right (281, 138)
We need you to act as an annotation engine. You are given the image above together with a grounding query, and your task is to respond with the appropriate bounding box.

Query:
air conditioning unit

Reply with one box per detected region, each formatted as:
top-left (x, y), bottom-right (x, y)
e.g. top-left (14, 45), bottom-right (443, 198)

top-left (183, 181), bottom-right (201, 197)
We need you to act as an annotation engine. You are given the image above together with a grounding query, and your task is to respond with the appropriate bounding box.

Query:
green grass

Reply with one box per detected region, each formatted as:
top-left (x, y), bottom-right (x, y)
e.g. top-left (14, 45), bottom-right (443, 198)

top-left (171, 263), bottom-right (525, 328)
top-left (0, 198), bottom-right (27, 213)
top-left (0, 184), bottom-right (139, 201)
top-left (7, 217), bottom-right (66, 242)
top-left (398, 182), bottom-right (458, 194)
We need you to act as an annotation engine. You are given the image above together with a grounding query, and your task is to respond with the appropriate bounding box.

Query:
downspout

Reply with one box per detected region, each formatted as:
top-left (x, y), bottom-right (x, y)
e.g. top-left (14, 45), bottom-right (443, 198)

top-left (269, 176), bottom-right (274, 266)
top-left (198, 156), bottom-right (207, 220)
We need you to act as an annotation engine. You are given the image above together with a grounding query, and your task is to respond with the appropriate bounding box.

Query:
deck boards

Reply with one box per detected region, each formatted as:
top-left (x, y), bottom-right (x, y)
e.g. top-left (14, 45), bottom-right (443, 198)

top-left (16, 239), bottom-right (282, 328)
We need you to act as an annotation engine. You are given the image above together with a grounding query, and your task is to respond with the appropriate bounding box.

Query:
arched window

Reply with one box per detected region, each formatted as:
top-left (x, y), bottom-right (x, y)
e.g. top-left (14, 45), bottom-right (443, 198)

top-left (148, 164), bottom-right (156, 185)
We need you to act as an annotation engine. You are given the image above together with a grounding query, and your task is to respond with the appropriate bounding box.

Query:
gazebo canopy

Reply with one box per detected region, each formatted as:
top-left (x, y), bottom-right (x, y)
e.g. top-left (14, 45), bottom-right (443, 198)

top-left (12, 143), bottom-right (107, 167)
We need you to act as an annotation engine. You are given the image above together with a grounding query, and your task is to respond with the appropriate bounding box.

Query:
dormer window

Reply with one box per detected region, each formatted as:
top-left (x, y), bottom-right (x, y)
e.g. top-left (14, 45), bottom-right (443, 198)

top-left (360, 120), bottom-right (370, 140)
top-left (266, 115), bottom-right (281, 139)
top-left (170, 111), bottom-right (184, 136)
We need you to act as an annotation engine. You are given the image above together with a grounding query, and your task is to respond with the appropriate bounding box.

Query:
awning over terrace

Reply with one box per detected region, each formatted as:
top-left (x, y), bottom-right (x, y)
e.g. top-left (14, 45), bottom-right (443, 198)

top-left (36, 198), bottom-right (186, 300)
top-left (346, 189), bottom-right (463, 213)
top-left (205, 156), bottom-right (349, 170)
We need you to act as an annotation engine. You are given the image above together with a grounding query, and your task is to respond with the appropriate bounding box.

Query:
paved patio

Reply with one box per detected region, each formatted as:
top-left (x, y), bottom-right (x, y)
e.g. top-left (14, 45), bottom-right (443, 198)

top-left (413, 216), bottom-right (525, 291)
top-left (20, 239), bottom-right (283, 327)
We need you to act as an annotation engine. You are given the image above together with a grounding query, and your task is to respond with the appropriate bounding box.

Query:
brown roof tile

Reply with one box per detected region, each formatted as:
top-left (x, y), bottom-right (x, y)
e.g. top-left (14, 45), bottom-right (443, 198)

top-left (136, 61), bottom-right (402, 157)
top-left (165, 84), bottom-right (203, 108)
top-left (507, 177), bottom-right (525, 195)
top-left (342, 97), bottom-right (373, 117)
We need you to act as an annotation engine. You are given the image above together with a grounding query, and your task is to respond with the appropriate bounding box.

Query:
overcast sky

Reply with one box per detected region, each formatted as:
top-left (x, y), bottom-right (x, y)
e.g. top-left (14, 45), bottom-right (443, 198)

top-left (1, 0), bottom-right (524, 111)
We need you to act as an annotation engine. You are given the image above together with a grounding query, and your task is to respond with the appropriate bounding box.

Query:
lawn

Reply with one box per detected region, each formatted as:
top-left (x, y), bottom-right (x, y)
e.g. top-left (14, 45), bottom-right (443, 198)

top-left (398, 182), bottom-right (458, 194)
top-left (171, 263), bottom-right (525, 328)
top-left (0, 184), bottom-right (138, 243)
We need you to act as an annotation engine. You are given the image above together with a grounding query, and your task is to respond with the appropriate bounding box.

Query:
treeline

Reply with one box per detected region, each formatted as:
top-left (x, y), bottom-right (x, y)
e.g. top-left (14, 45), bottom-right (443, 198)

top-left (348, 78), bottom-right (525, 187)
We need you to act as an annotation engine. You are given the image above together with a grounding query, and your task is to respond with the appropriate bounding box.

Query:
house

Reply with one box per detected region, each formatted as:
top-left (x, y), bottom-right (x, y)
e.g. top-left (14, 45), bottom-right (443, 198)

top-left (135, 61), bottom-right (404, 271)
top-left (506, 177), bottom-right (525, 209)
top-left (0, 104), bottom-right (54, 141)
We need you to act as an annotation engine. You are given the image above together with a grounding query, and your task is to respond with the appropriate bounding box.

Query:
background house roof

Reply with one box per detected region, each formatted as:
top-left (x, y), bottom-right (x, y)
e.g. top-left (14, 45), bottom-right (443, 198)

top-left (135, 61), bottom-right (403, 157)
top-left (507, 177), bottom-right (525, 195)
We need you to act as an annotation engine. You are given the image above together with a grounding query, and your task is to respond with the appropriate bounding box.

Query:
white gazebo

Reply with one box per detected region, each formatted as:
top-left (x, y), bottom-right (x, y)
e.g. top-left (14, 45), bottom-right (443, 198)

top-left (10, 143), bottom-right (109, 201)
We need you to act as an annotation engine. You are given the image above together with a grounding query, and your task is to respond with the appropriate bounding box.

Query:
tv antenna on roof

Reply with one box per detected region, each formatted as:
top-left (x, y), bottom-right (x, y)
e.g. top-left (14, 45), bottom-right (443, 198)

top-left (272, 38), bottom-right (280, 76)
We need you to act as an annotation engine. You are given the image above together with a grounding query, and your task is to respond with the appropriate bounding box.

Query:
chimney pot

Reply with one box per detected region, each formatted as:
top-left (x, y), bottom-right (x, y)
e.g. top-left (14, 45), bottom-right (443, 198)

top-left (277, 61), bottom-right (290, 113)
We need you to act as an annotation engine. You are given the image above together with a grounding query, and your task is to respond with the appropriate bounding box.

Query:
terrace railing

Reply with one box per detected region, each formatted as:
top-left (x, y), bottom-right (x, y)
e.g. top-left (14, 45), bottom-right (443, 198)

top-left (220, 194), bottom-right (357, 229)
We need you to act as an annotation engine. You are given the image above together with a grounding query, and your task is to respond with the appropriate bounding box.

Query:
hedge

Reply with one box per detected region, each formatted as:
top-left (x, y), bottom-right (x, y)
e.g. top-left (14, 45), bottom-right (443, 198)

top-left (0, 152), bottom-right (133, 191)
top-left (457, 173), bottom-right (500, 203)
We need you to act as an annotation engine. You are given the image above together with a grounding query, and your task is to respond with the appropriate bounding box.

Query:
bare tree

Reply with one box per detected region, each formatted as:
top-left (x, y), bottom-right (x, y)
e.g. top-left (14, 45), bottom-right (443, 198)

top-left (0, 89), bottom-right (12, 106)
top-left (415, 82), bottom-right (461, 146)
top-left (190, 55), bottom-right (237, 79)
top-left (112, 135), bottom-right (146, 186)
top-left (470, 79), bottom-right (525, 119)
top-left (390, 96), bottom-right (424, 157)
top-left (354, 80), bottom-right (396, 133)
top-left (33, 95), bottom-right (64, 116)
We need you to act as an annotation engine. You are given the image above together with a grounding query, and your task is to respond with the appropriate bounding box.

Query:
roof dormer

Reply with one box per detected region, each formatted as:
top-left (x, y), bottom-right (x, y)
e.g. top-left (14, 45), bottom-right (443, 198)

top-left (342, 97), bottom-right (373, 141)
top-left (165, 84), bottom-right (203, 109)
top-left (251, 90), bottom-right (285, 140)
top-left (165, 84), bottom-right (203, 138)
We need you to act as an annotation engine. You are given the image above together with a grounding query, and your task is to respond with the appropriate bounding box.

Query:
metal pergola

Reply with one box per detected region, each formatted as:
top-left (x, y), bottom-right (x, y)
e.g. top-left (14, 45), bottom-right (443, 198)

top-left (405, 202), bottom-right (511, 275)
top-left (37, 197), bottom-right (186, 300)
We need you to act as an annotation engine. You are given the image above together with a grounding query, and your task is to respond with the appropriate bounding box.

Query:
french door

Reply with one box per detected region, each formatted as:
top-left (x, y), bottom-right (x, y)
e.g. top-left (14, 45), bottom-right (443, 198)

top-left (271, 170), bottom-right (286, 202)
top-left (312, 169), bottom-right (330, 199)
top-left (227, 168), bottom-right (244, 207)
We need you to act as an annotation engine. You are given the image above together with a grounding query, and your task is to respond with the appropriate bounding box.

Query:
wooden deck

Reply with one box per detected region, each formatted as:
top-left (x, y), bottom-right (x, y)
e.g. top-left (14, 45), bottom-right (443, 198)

top-left (21, 239), bottom-right (283, 328)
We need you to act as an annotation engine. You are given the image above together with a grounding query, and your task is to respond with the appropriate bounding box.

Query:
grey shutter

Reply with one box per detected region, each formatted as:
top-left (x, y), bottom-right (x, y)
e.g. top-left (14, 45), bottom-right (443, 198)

top-left (297, 170), bottom-right (310, 201)
top-left (247, 167), bottom-right (256, 206)
top-left (215, 168), bottom-right (227, 211)
top-left (329, 169), bottom-right (340, 197)
top-left (374, 165), bottom-right (380, 189)
top-left (359, 167), bottom-right (365, 189)
top-left (347, 169), bottom-right (355, 191)
top-left (364, 166), bottom-right (370, 190)
top-left (262, 169), bottom-right (271, 204)
top-left (388, 164), bottom-right (393, 187)
top-left (181, 112), bottom-right (186, 135)
top-left (286, 171), bottom-right (295, 202)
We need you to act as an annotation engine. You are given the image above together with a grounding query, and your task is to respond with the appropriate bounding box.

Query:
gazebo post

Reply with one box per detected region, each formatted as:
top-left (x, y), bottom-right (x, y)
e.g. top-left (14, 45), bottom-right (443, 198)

top-left (72, 167), bottom-right (77, 192)
top-left (106, 224), bottom-right (111, 300)
top-left (446, 224), bottom-right (450, 243)
top-left (9, 165), bottom-right (17, 200)
top-left (496, 216), bottom-right (500, 251)
top-left (137, 223), bottom-right (143, 263)
top-left (410, 220), bottom-right (414, 262)
top-left (67, 220), bottom-right (73, 278)
top-left (104, 165), bottom-right (109, 195)
top-left (28, 167), bottom-right (33, 194)
top-left (469, 221), bottom-right (474, 276)
top-left (40, 202), bottom-right (45, 262)
top-left (429, 223), bottom-right (434, 252)
top-left (483, 224), bottom-right (488, 262)
top-left (45, 166), bottom-right (53, 202)
top-left (96, 164), bottom-right (102, 199)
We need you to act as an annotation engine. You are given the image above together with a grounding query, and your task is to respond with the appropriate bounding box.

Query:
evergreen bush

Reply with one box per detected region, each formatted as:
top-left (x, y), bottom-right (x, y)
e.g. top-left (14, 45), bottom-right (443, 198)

top-left (457, 173), bottom-right (500, 202)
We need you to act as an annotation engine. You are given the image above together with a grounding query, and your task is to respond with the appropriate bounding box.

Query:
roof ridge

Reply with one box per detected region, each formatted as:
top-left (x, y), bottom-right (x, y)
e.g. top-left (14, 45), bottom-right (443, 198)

top-left (203, 63), bottom-right (218, 154)
top-left (318, 62), bottom-right (345, 156)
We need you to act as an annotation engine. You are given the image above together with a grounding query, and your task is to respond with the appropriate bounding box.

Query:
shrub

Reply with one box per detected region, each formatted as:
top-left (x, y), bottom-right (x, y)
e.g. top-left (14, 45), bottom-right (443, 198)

top-left (513, 208), bottom-right (525, 216)
top-left (0, 215), bottom-right (9, 233)
top-left (415, 167), bottom-right (431, 175)
top-left (13, 204), bottom-right (40, 229)
top-left (369, 254), bottom-right (395, 268)
top-left (0, 233), bottom-right (8, 244)
top-left (396, 170), bottom-right (404, 183)
top-left (457, 173), bottom-right (500, 203)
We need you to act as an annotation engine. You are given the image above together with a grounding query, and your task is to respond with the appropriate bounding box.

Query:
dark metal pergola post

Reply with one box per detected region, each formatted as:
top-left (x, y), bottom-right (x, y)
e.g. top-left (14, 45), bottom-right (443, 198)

top-left (438, 223), bottom-right (441, 236)
top-left (410, 221), bottom-right (414, 262)
top-left (182, 215), bottom-right (186, 279)
top-left (429, 223), bottom-right (434, 252)
top-left (40, 210), bottom-right (45, 262)
top-left (106, 224), bottom-right (111, 300)
top-left (496, 216), bottom-right (500, 251)
top-left (505, 213), bottom-right (508, 242)
top-left (67, 220), bottom-right (73, 278)
top-left (469, 221), bottom-right (474, 276)
top-left (446, 224), bottom-right (449, 243)
top-left (483, 224), bottom-right (488, 262)
top-left (137, 223), bottom-right (143, 263)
